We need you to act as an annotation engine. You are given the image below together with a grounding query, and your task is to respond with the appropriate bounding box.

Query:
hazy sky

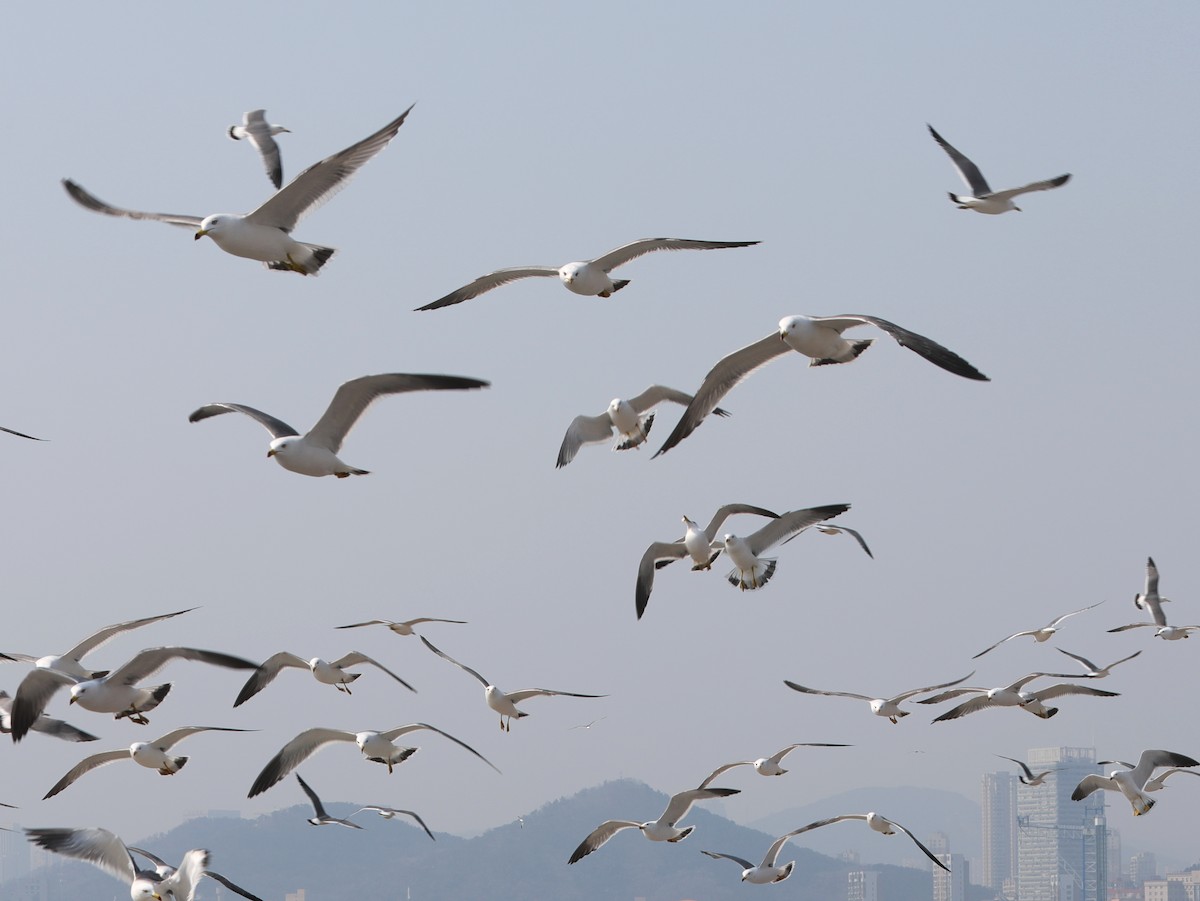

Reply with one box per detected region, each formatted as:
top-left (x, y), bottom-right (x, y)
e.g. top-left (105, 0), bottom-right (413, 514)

top-left (3, 0), bottom-right (1198, 873)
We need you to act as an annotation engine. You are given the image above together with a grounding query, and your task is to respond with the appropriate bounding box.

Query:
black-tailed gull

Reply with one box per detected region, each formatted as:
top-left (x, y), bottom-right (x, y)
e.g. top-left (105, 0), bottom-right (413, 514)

top-left (1055, 647), bottom-right (1142, 677)
top-left (352, 805), bottom-right (436, 840)
top-left (701, 829), bottom-right (811, 884)
top-left (928, 124), bottom-right (1070, 214)
top-left (1072, 750), bottom-right (1200, 815)
top-left (229, 109), bottom-right (290, 189)
top-left (295, 773), bottom-right (361, 829)
top-left (996, 754), bottom-right (1053, 786)
top-left (783, 671), bottom-right (973, 724)
top-left (922, 672), bottom-right (1118, 722)
top-left (234, 651), bottom-right (414, 706)
top-left (128, 846), bottom-right (265, 901)
top-left (699, 743), bottom-right (851, 786)
top-left (720, 503), bottom-right (851, 591)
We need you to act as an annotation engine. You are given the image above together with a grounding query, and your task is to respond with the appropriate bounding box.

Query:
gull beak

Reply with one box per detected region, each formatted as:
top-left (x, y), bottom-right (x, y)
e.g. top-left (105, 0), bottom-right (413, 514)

top-left (68, 696), bottom-right (76, 705)
top-left (194, 229), bottom-right (209, 240)
top-left (267, 448), bottom-right (278, 457)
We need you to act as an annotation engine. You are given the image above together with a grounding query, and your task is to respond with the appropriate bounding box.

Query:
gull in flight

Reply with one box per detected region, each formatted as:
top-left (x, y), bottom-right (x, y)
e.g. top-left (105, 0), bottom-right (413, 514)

top-left (416, 238), bottom-right (759, 310)
top-left (720, 503), bottom-right (852, 591)
top-left (996, 755), bottom-right (1054, 787)
top-left (972, 602), bottom-right (1104, 659)
top-left (921, 672), bottom-right (1118, 722)
top-left (557, 386), bottom-right (730, 468)
top-left (295, 773), bottom-right (361, 829)
top-left (127, 846), bottom-right (265, 901)
top-left (699, 743), bottom-right (851, 786)
top-left (568, 785), bottom-right (740, 863)
top-left (1109, 621), bottom-right (1200, 640)
top-left (928, 124), bottom-right (1070, 214)
top-left (786, 522), bottom-right (874, 558)
top-left (0, 690), bottom-right (98, 742)
top-left (1144, 768), bottom-right (1200, 793)
top-left (335, 617), bottom-right (467, 636)
top-left (634, 502), bottom-right (781, 619)
top-left (234, 651), bottom-right (414, 706)
top-left (1055, 647), bottom-right (1142, 678)
top-left (420, 636), bottom-right (604, 731)
top-left (27, 826), bottom-right (216, 901)
top-left (783, 671), bottom-right (974, 724)
top-left (9, 646), bottom-right (257, 741)
top-left (1135, 557), bottom-right (1171, 619)
top-left (788, 813), bottom-right (949, 871)
top-left (654, 315), bottom-right (988, 456)
top-left (247, 722), bottom-right (498, 797)
top-left (701, 828), bottom-right (812, 884)
top-left (352, 805), bottom-right (435, 840)
top-left (188, 372), bottom-right (489, 478)
top-left (228, 109), bottom-right (290, 189)
top-left (43, 726), bottom-right (252, 799)
top-left (1072, 750), bottom-right (1200, 815)
top-left (1, 424), bottom-right (43, 441)
top-left (63, 105), bottom-right (412, 275)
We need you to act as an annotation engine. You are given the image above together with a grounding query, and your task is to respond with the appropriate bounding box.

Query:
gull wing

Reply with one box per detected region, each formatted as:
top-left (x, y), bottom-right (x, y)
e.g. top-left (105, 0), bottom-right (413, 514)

top-left (164, 849), bottom-right (208, 901)
top-left (10, 668), bottom-right (79, 741)
top-left (63, 608), bottom-right (199, 664)
top-left (746, 504), bottom-right (850, 556)
top-left (811, 524), bottom-right (874, 558)
top-left (972, 631), bottom-right (1034, 660)
top-left (807, 315), bottom-right (989, 380)
top-left (43, 749), bottom-right (131, 798)
top-left (989, 174), bottom-right (1071, 202)
top-left (590, 238), bottom-right (759, 272)
top-left (25, 826), bottom-right (139, 883)
top-left (927, 125), bottom-right (992, 196)
top-left (885, 819), bottom-right (950, 871)
top-left (568, 820), bottom-right (641, 863)
top-left (354, 806), bottom-right (435, 840)
top-left (417, 266), bottom-right (560, 311)
top-left (237, 110), bottom-right (286, 190)
top-left (1045, 601), bottom-right (1103, 628)
top-left (295, 772), bottom-right (331, 818)
top-left (697, 761), bottom-right (752, 788)
top-left (635, 541), bottom-right (690, 619)
top-left (234, 653), bottom-right (310, 706)
top-left (783, 681), bottom-right (874, 702)
top-left (201, 870), bottom-right (267, 901)
top-left (248, 727), bottom-right (358, 797)
top-left (61, 179), bottom-right (203, 228)
top-left (246, 105), bottom-right (414, 231)
top-left (107, 647), bottom-right (258, 687)
top-left (702, 503), bottom-right (780, 540)
top-left (1055, 648), bottom-right (1100, 673)
top-left (419, 636), bottom-right (490, 687)
top-left (1071, 774), bottom-right (1112, 801)
top-left (1107, 622), bottom-right (1157, 633)
top-left (556, 413), bottom-right (616, 468)
top-left (331, 652), bottom-right (416, 692)
top-left (654, 332), bottom-right (791, 457)
top-left (27, 713), bottom-right (101, 742)
top-left (660, 787), bottom-right (739, 826)
top-left (931, 694), bottom-right (999, 721)
top-left (1131, 750), bottom-right (1200, 788)
top-left (152, 725), bottom-right (252, 750)
top-left (377, 722), bottom-right (499, 773)
top-left (889, 671), bottom-right (975, 703)
top-left (701, 849), bottom-right (755, 869)
top-left (1145, 557), bottom-right (1160, 595)
top-left (187, 403), bottom-right (300, 440)
top-left (997, 755), bottom-right (1037, 781)
top-left (305, 373), bottom-right (489, 454)
top-left (1029, 683), bottom-right (1120, 703)
top-left (505, 688), bottom-right (606, 703)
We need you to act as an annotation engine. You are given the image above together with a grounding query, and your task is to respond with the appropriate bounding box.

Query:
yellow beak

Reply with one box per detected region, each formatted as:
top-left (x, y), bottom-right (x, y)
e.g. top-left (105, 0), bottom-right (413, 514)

top-left (194, 229), bottom-right (209, 240)
top-left (267, 449), bottom-right (278, 457)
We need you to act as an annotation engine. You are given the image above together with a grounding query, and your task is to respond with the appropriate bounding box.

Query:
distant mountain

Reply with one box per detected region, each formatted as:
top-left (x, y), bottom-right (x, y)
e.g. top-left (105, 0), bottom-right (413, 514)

top-left (748, 784), bottom-right (982, 864)
top-left (2, 779), bottom-right (942, 901)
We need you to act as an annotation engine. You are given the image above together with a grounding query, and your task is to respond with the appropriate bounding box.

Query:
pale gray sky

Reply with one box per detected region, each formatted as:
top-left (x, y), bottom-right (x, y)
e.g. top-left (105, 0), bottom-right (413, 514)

top-left (2, 0), bottom-right (1198, 870)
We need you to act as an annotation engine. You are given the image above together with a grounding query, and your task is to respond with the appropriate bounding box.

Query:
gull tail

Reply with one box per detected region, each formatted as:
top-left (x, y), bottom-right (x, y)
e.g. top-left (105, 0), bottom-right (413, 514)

top-left (692, 550), bottom-right (721, 571)
top-left (775, 862), bottom-right (795, 883)
top-left (160, 756), bottom-right (188, 775)
top-left (614, 414), bottom-right (653, 451)
top-left (727, 558), bottom-right (777, 590)
top-left (810, 339), bottom-right (873, 367)
top-left (335, 467), bottom-right (370, 478)
top-left (146, 683), bottom-right (172, 710)
top-left (610, 279), bottom-right (631, 294)
top-left (266, 244), bottom-right (336, 276)
top-left (668, 826), bottom-right (694, 843)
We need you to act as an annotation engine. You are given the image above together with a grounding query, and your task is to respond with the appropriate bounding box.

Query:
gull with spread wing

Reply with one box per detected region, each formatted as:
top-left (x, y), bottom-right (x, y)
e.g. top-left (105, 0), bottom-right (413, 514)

top-left (1072, 750), bottom-right (1200, 815)
top-left (295, 773), bottom-right (361, 829)
top-left (234, 651), bottom-right (414, 706)
top-left (1055, 647), bottom-right (1142, 678)
top-left (922, 672), bottom-right (1119, 722)
top-left (996, 755), bottom-right (1054, 786)
top-left (788, 813), bottom-right (949, 870)
top-left (928, 124), bottom-right (1070, 214)
top-left (228, 109), bottom-right (290, 189)
top-left (335, 617), bottom-right (467, 636)
top-left (352, 805), bottom-right (436, 840)
top-left (701, 828), bottom-right (812, 884)
top-left (973, 602), bottom-right (1103, 659)
top-left (784, 671), bottom-right (973, 724)
top-left (128, 846), bottom-right (264, 901)
top-left (699, 743), bottom-right (851, 786)
top-left (719, 503), bottom-right (852, 591)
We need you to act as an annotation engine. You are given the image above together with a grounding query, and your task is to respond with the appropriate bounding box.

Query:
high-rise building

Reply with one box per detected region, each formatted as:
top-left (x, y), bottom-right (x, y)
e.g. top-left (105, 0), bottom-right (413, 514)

top-left (981, 769), bottom-right (1018, 891)
top-left (1016, 747), bottom-right (1106, 901)
top-left (848, 869), bottom-right (879, 901)
top-left (1131, 852), bottom-right (1159, 886)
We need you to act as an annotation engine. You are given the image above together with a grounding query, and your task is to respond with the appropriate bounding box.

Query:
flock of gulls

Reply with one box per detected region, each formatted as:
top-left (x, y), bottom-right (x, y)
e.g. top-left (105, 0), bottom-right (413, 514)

top-left (0, 102), bottom-right (1192, 901)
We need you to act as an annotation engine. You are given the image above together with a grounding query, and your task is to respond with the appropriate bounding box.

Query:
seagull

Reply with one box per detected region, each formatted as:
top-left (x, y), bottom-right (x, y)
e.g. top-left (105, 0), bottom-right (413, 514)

top-left (0, 425), bottom-right (43, 440)
top-left (188, 372), bottom-right (489, 477)
top-left (63, 105), bottom-right (412, 275)
top-left (295, 773), bottom-right (361, 829)
top-left (1135, 557), bottom-right (1171, 619)
top-left (556, 386), bottom-right (730, 468)
top-left (635, 503), bottom-right (781, 619)
top-left (351, 805), bottom-right (435, 840)
top-left (416, 238), bottom-right (759, 310)
top-left (228, 109), bottom-right (290, 189)
top-left (247, 722), bottom-right (499, 797)
top-left (420, 636), bottom-right (605, 731)
top-left (701, 829), bottom-right (811, 884)
top-left (927, 124), bottom-right (1070, 214)
top-left (334, 617), bottom-right (467, 636)
top-left (720, 504), bottom-right (852, 591)
top-left (1055, 647), bottom-right (1142, 678)
top-left (26, 826), bottom-right (213, 901)
top-left (783, 671), bottom-right (974, 724)
top-left (699, 743), bottom-right (852, 786)
top-left (788, 813), bottom-right (949, 871)
top-left (972, 602), bottom-right (1104, 659)
top-left (569, 717), bottom-right (607, 731)
top-left (0, 690), bottom-right (98, 742)
top-left (790, 522), bottom-right (874, 559)
top-left (9, 646), bottom-right (257, 741)
top-left (996, 755), bottom-right (1054, 786)
top-left (43, 726), bottom-right (252, 799)
top-left (568, 786), bottom-right (740, 863)
top-left (1108, 621), bottom-right (1200, 640)
top-left (653, 315), bottom-right (988, 456)
top-left (921, 672), bottom-right (1119, 722)
top-left (128, 846), bottom-right (265, 901)
top-left (1072, 750), bottom-right (1200, 815)
top-left (234, 651), bottom-right (414, 706)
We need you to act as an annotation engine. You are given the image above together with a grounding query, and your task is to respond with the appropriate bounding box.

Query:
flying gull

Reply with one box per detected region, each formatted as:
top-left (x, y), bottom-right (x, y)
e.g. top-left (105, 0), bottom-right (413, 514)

top-left (43, 726), bottom-right (252, 799)
top-left (568, 785), bottom-right (739, 863)
top-left (247, 722), bottom-right (499, 797)
top-left (0, 690), bottom-right (98, 742)
top-left (928, 124), bottom-right (1070, 214)
top-left (1144, 768), bottom-right (1200, 793)
top-left (295, 773), bottom-right (362, 829)
top-left (1135, 556), bottom-right (1171, 619)
top-left (719, 504), bottom-right (852, 591)
top-left (972, 602), bottom-right (1104, 659)
top-left (654, 315), bottom-right (988, 456)
top-left (635, 503), bottom-right (781, 619)
top-left (335, 617), bottom-right (467, 636)
top-left (788, 813), bottom-right (949, 871)
top-left (9, 646), bottom-right (257, 741)
top-left (792, 522), bottom-right (874, 558)
top-left (228, 109), bottom-right (290, 189)
top-left (996, 755), bottom-right (1054, 786)
top-left (1072, 750), bottom-right (1200, 815)
top-left (557, 386), bottom-right (730, 468)
top-left (63, 105), bottom-right (413, 274)
top-left (128, 846), bottom-right (265, 901)
top-left (420, 636), bottom-right (604, 731)
top-left (783, 671), bottom-right (974, 724)
top-left (699, 743), bottom-right (852, 786)
top-left (416, 238), bottom-right (759, 310)
top-left (700, 829), bottom-right (813, 884)
top-left (352, 805), bottom-right (436, 840)
top-left (188, 372), bottom-right (489, 478)
top-left (1108, 621), bottom-right (1200, 640)
top-left (1055, 647), bottom-right (1142, 678)
top-left (234, 651), bottom-right (415, 706)
top-left (921, 672), bottom-right (1118, 722)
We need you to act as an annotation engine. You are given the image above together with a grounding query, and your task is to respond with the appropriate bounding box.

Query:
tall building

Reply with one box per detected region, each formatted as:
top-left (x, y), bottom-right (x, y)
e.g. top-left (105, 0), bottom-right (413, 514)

top-left (1016, 747), bottom-right (1106, 901)
top-left (934, 853), bottom-right (969, 901)
top-left (981, 769), bottom-right (1018, 892)
top-left (848, 869), bottom-right (879, 901)
top-left (1131, 852), bottom-right (1159, 886)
